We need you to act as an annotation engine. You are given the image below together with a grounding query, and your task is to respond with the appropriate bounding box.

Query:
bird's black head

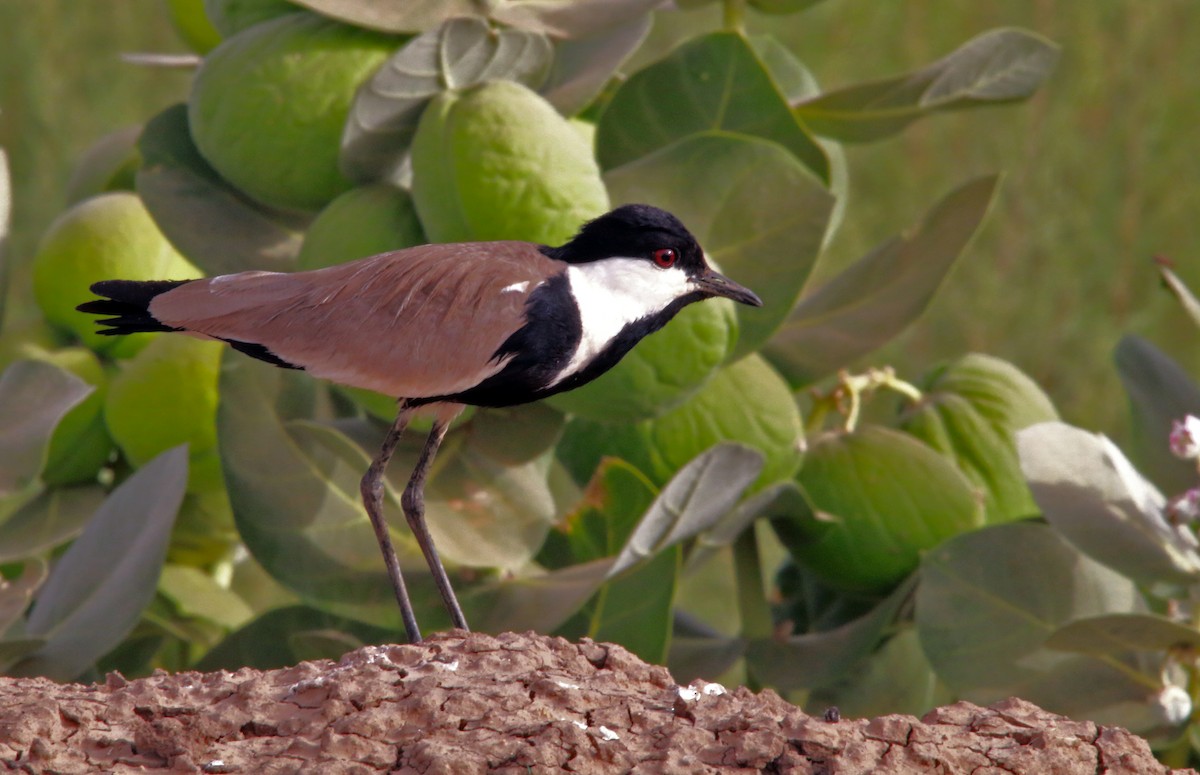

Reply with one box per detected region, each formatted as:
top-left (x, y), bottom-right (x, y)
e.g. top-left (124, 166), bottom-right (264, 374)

top-left (542, 204), bottom-right (762, 307)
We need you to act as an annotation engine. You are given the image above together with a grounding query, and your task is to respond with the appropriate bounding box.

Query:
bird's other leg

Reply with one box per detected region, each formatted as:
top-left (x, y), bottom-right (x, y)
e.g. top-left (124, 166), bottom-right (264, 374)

top-left (360, 401), bottom-right (422, 643)
top-left (403, 404), bottom-right (469, 631)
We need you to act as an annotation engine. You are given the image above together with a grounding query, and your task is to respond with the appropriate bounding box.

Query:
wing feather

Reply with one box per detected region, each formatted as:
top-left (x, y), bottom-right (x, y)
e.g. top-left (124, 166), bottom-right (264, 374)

top-left (150, 242), bottom-right (565, 398)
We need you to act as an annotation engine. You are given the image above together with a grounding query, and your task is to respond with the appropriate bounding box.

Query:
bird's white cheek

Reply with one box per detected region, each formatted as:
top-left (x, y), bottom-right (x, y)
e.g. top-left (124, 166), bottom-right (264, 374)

top-left (551, 260), bottom-right (690, 385)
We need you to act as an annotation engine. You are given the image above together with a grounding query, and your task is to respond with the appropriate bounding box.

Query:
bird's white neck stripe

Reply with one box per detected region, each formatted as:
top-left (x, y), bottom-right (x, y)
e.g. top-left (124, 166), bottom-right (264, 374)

top-left (549, 258), bottom-right (691, 387)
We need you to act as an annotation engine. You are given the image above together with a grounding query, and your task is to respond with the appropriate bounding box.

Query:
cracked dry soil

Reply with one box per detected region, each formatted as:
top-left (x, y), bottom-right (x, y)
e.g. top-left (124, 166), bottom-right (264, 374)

top-left (0, 630), bottom-right (1194, 774)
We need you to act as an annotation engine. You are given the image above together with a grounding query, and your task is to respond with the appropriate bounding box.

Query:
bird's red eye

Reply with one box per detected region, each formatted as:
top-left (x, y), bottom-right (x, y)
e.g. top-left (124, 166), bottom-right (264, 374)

top-left (653, 248), bottom-right (677, 268)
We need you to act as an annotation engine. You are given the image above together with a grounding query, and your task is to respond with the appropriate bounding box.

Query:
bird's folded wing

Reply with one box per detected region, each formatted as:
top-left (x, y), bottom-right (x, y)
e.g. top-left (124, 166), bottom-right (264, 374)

top-left (150, 242), bottom-right (566, 398)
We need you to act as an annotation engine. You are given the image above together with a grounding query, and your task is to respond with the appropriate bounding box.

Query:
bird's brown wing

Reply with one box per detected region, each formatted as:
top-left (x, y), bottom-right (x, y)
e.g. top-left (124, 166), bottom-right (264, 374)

top-left (149, 242), bottom-right (566, 398)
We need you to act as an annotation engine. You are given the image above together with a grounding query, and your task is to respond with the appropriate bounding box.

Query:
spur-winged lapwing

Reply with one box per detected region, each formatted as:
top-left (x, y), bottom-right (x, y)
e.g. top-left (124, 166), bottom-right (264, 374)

top-left (78, 203), bottom-right (762, 642)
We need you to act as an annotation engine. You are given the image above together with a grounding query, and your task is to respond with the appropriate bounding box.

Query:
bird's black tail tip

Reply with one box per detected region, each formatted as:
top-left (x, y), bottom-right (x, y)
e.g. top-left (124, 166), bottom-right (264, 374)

top-left (77, 279), bottom-right (191, 335)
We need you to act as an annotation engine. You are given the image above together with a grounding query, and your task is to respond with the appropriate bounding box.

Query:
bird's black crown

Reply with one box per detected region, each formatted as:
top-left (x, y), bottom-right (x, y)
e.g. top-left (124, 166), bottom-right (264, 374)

top-left (541, 204), bottom-right (706, 272)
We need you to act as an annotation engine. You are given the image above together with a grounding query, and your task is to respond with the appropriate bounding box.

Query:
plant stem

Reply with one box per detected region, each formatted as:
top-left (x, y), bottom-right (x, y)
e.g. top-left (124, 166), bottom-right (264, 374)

top-left (724, 0), bottom-right (745, 33)
top-left (734, 527), bottom-right (773, 641)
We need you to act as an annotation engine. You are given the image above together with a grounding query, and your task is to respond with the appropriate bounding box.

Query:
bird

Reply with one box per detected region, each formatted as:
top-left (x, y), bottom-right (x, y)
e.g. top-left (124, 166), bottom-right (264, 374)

top-left (77, 203), bottom-right (763, 643)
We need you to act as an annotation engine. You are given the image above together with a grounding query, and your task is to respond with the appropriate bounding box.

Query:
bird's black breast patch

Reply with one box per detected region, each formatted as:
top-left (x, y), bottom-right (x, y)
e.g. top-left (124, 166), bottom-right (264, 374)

top-left (424, 273), bottom-right (581, 408)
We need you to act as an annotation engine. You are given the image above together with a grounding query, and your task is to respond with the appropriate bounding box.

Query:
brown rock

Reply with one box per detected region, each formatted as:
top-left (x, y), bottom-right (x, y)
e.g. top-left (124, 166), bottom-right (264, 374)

top-left (0, 630), bottom-right (1190, 774)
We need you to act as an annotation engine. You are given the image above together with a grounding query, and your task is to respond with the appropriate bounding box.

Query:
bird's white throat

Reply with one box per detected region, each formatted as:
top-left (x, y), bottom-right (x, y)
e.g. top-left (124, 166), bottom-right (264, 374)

top-left (552, 258), bottom-right (692, 386)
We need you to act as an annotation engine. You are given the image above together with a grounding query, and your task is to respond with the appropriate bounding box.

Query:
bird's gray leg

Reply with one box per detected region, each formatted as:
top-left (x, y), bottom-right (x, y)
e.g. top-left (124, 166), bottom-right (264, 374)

top-left (361, 402), bottom-right (422, 643)
top-left (403, 418), bottom-right (470, 631)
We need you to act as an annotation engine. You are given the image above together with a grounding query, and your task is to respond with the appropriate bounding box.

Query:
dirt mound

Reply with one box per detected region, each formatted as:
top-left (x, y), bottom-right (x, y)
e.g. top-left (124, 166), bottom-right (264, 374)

top-left (0, 630), bottom-right (1190, 774)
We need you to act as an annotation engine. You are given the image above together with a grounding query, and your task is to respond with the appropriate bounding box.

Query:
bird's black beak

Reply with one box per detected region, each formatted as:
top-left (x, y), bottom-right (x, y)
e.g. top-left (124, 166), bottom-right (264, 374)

top-left (693, 269), bottom-right (763, 307)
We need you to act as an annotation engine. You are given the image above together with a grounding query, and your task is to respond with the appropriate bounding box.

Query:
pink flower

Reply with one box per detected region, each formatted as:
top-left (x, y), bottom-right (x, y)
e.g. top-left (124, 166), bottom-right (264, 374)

top-left (1169, 416), bottom-right (1200, 460)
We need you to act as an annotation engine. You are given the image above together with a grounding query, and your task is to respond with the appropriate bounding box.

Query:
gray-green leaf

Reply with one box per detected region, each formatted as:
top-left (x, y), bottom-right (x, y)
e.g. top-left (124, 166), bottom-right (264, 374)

top-left (1114, 335), bottom-right (1200, 496)
top-left (746, 574), bottom-right (915, 690)
top-left (1046, 613), bottom-right (1200, 656)
top-left (608, 444), bottom-right (763, 579)
top-left (13, 445), bottom-right (187, 680)
top-left (766, 175), bottom-right (998, 387)
top-left (542, 15), bottom-right (649, 116)
top-left (1017, 421), bottom-right (1200, 585)
top-left (0, 485), bottom-right (106, 564)
top-left (795, 28), bottom-right (1060, 142)
top-left (917, 521), bottom-right (1161, 721)
top-left (341, 17), bottom-right (553, 185)
top-left (290, 0), bottom-right (659, 39)
top-left (0, 360), bottom-right (93, 501)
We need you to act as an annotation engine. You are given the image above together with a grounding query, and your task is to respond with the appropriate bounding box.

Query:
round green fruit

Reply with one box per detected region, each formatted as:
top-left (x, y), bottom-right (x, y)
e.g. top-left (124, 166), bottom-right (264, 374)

top-left (32, 192), bottom-right (202, 357)
top-left (297, 184), bottom-right (425, 270)
top-left (547, 299), bottom-right (738, 422)
top-left (105, 335), bottom-right (224, 494)
top-left (784, 425), bottom-right (984, 593)
top-left (411, 80), bottom-right (610, 246)
top-left (189, 12), bottom-right (401, 212)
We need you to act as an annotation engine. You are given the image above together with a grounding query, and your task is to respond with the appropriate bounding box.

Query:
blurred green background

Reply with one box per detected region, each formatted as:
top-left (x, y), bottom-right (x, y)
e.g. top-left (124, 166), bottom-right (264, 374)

top-left (2, 1), bottom-right (1197, 439)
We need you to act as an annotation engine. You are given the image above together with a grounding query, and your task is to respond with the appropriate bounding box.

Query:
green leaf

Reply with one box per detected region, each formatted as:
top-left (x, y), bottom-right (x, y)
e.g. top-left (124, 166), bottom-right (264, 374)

top-left (542, 15), bottom-right (649, 116)
top-left (218, 358), bottom-right (424, 630)
top-left (598, 31), bottom-right (828, 181)
top-left (417, 443), bottom-right (558, 571)
top-left (196, 604), bottom-right (399, 671)
top-left (0, 486), bottom-right (106, 563)
top-left (0, 558), bottom-right (46, 637)
top-left (544, 458), bottom-right (659, 568)
top-left (158, 565), bottom-right (254, 630)
top-left (0, 360), bottom-right (93, 501)
top-left (0, 638), bottom-right (45, 675)
top-left (746, 574), bottom-right (914, 690)
top-left (1045, 613), bottom-right (1200, 656)
top-left (688, 481), bottom-right (805, 570)
top-left (13, 446), bottom-right (187, 680)
top-left (807, 627), bottom-right (954, 720)
top-left (785, 425), bottom-right (983, 593)
top-left (644, 354), bottom-right (804, 491)
top-left (591, 548), bottom-right (680, 664)
top-left (340, 17), bottom-right (553, 185)
top-left (605, 132), bottom-right (834, 357)
top-left (464, 403), bottom-right (565, 467)
top-left (465, 557), bottom-right (614, 634)
top-left (795, 28), bottom-right (1060, 142)
top-left (668, 630), bottom-right (746, 685)
top-left (917, 521), bottom-right (1161, 719)
top-left (766, 175), bottom-right (999, 386)
top-left (1017, 421), bottom-right (1200, 585)
top-left (136, 103), bottom-right (306, 275)
top-left (745, 37), bottom-right (849, 251)
top-left (544, 459), bottom-right (675, 661)
top-left (1114, 335), bottom-right (1200, 496)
